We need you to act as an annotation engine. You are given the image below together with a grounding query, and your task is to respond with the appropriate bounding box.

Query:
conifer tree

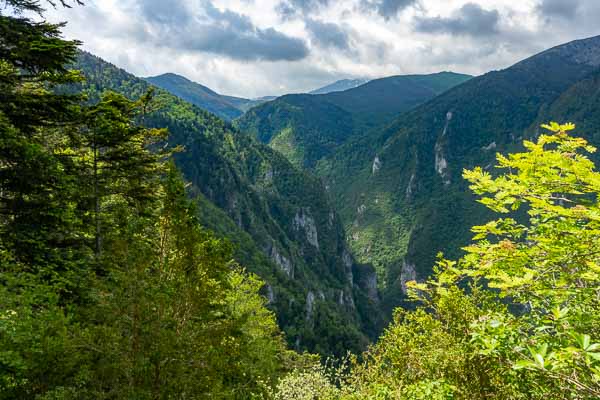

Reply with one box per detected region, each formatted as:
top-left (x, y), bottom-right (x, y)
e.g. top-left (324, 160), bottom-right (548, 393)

top-left (0, 0), bottom-right (84, 270)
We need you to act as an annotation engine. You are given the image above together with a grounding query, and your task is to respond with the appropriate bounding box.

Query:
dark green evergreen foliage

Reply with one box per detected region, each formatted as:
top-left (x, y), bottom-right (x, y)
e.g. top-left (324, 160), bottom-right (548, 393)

top-left (236, 72), bottom-right (472, 169)
top-left (0, 5), bottom-right (295, 397)
top-left (0, 162), bottom-right (290, 398)
top-left (317, 34), bottom-right (600, 313)
top-left (70, 51), bottom-right (379, 356)
top-left (0, 3), bottom-right (85, 274)
top-left (79, 91), bottom-right (169, 257)
top-left (1, 0), bottom-right (82, 15)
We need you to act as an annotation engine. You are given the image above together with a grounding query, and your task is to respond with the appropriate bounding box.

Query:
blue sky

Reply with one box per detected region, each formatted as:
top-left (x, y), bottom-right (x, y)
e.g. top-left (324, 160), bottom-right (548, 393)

top-left (45, 0), bottom-right (600, 98)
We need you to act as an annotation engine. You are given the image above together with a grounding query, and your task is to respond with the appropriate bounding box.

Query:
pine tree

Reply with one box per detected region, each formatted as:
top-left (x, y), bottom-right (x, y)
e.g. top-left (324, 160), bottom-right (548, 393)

top-left (0, 1), bottom-right (85, 272)
top-left (78, 90), bottom-right (168, 260)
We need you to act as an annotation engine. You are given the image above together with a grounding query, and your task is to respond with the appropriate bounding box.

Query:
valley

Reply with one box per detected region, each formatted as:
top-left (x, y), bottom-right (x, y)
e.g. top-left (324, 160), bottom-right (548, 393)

top-left (3, 1), bottom-right (600, 398)
top-left (77, 35), bottom-right (600, 346)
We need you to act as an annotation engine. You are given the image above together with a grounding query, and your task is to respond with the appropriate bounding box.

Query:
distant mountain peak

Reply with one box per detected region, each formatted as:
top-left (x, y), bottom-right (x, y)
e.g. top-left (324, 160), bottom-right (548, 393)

top-left (152, 72), bottom-right (189, 80)
top-left (144, 73), bottom-right (246, 120)
top-left (309, 78), bottom-right (371, 95)
top-left (237, 71), bottom-right (472, 169)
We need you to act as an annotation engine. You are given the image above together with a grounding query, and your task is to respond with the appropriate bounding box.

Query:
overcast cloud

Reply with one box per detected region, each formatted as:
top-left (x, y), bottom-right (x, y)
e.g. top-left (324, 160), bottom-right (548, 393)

top-left (43, 0), bottom-right (600, 98)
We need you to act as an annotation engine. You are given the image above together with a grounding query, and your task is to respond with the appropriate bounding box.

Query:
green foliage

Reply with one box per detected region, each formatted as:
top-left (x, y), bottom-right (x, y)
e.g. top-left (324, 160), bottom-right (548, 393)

top-left (337, 123), bottom-right (600, 399)
top-left (316, 37), bottom-right (600, 315)
top-left (448, 122), bottom-right (600, 397)
top-left (0, 7), bottom-right (297, 397)
top-left (145, 73), bottom-right (251, 121)
top-left (272, 365), bottom-right (340, 400)
top-left (0, 7), bottom-right (84, 272)
top-left (70, 51), bottom-right (379, 356)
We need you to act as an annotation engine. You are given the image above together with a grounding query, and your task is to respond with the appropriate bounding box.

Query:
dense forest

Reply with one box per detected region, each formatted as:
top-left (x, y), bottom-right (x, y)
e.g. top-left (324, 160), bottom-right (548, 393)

top-left (1, 1), bottom-right (600, 399)
top-left (236, 72), bottom-right (471, 169)
top-left (68, 50), bottom-right (381, 357)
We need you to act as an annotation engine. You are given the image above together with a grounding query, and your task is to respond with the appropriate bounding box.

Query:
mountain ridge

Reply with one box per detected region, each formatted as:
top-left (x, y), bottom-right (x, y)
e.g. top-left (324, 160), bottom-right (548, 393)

top-left (236, 71), bottom-right (472, 169)
top-left (144, 72), bottom-right (252, 121)
top-left (316, 34), bottom-right (600, 311)
top-left (75, 51), bottom-right (381, 356)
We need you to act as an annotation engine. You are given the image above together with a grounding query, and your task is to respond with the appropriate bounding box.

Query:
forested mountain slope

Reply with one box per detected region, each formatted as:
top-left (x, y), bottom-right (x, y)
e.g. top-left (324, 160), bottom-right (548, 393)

top-left (145, 73), bottom-right (256, 121)
top-left (236, 72), bottom-right (472, 169)
top-left (317, 35), bottom-right (600, 310)
top-left (74, 52), bottom-right (381, 355)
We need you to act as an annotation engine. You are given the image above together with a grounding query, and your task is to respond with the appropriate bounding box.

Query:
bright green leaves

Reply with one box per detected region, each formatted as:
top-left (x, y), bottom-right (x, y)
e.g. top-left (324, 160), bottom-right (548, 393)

top-left (541, 121), bottom-right (574, 133)
top-left (465, 122), bottom-right (599, 222)
top-left (358, 122), bottom-right (600, 399)
top-left (456, 122), bottom-right (600, 397)
top-left (514, 344), bottom-right (558, 371)
top-left (457, 123), bottom-right (600, 307)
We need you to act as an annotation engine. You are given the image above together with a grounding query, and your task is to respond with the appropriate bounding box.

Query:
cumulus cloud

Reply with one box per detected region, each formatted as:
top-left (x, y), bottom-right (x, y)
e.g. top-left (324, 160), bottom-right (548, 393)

top-left (414, 3), bottom-right (500, 37)
top-left (139, 0), bottom-right (190, 24)
top-left (305, 18), bottom-right (351, 50)
top-left (361, 0), bottom-right (419, 20)
top-left (276, 0), bottom-right (330, 18)
top-left (43, 0), bottom-right (600, 98)
top-left (136, 0), bottom-right (309, 62)
top-left (536, 0), bottom-right (582, 21)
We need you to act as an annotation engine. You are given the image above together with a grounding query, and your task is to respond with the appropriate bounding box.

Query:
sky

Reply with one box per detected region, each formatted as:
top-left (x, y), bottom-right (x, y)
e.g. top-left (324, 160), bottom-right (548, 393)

top-left (41, 0), bottom-right (600, 98)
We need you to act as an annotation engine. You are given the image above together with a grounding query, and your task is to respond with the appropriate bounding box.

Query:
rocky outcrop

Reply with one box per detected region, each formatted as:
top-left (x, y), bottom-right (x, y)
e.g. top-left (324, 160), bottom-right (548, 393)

top-left (406, 172), bottom-right (416, 200)
top-left (337, 288), bottom-right (356, 309)
top-left (269, 245), bottom-right (293, 278)
top-left (227, 193), bottom-right (243, 228)
top-left (357, 204), bottom-right (367, 216)
top-left (293, 208), bottom-right (319, 249)
top-left (372, 155), bottom-right (382, 174)
top-left (482, 141), bottom-right (496, 151)
top-left (305, 291), bottom-right (315, 321)
top-left (342, 249), bottom-right (354, 284)
top-left (434, 111), bottom-right (452, 185)
top-left (354, 263), bottom-right (379, 303)
top-left (400, 260), bottom-right (417, 295)
top-left (264, 284), bottom-right (275, 304)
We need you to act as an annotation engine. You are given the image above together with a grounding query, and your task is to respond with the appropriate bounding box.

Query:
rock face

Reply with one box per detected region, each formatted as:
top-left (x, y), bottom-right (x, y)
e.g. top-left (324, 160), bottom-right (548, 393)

top-left (372, 156), bottom-right (382, 174)
top-left (434, 141), bottom-right (448, 178)
top-left (400, 260), bottom-right (417, 295)
top-left (357, 204), bottom-right (367, 216)
top-left (270, 245), bottom-right (293, 278)
top-left (305, 291), bottom-right (315, 321)
top-left (343, 249), bottom-right (354, 284)
top-left (338, 289), bottom-right (356, 309)
top-left (293, 208), bottom-right (319, 249)
top-left (364, 271), bottom-right (379, 303)
top-left (354, 263), bottom-right (379, 304)
top-left (483, 141), bottom-right (497, 151)
top-left (406, 172), bottom-right (416, 199)
top-left (75, 51), bottom-right (379, 358)
top-left (264, 284), bottom-right (276, 304)
top-left (434, 111), bottom-right (452, 185)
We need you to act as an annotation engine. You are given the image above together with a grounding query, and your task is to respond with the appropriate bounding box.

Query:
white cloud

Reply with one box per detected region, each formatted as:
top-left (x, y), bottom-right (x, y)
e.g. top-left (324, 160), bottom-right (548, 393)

top-left (43, 0), bottom-right (600, 98)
